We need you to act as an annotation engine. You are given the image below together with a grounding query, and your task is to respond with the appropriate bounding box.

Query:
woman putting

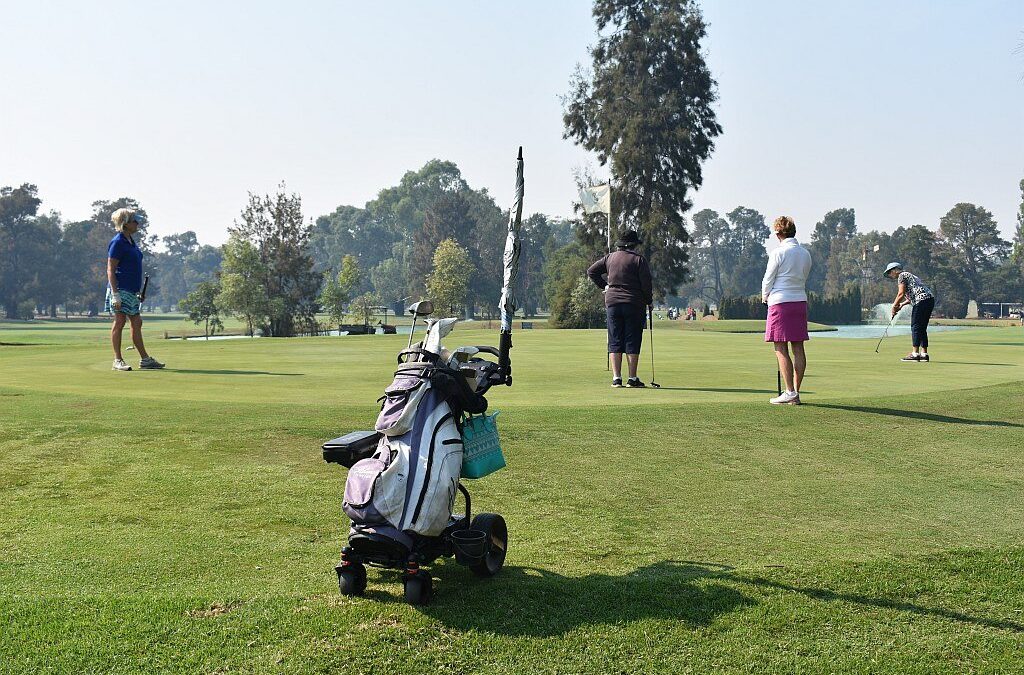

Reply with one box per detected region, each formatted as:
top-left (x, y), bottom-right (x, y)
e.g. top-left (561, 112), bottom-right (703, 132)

top-left (762, 216), bottom-right (812, 405)
top-left (883, 262), bottom-right (935, 362)
top-left (587, 229), bottom-right (654, 388)
top-left (106, 208), bottom-right (164, 371)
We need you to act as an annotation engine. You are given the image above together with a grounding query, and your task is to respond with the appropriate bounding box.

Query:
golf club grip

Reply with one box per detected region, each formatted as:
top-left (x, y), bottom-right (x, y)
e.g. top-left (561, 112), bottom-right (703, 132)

top-left (139, 275), bottom-right (150, 302)
top-left (498, 330), bottom-right (512, 386)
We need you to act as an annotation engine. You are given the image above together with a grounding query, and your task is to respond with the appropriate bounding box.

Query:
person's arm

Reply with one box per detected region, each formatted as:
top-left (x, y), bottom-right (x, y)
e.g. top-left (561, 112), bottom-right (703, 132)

top-left (892, 281), bottom-right (908, 317)
top-left (761, 250), bottom-right (779, 303)
top-left (107, 257), bottom-right (122, 308)
top-left (587, 255), bottom-right (609, 290)
top-left (639, 256), bottom-right (654, 307)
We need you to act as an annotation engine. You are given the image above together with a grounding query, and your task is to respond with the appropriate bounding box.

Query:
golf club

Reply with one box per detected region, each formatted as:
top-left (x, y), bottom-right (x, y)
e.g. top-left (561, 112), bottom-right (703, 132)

top-left (406, 300), bottom-right (434, 349)
top-left (875, 312), bottom-right (899, 353)
top-left (777, 369), bottom-right (782, 397)
top-left (648, 306), bottom-right (660, 388)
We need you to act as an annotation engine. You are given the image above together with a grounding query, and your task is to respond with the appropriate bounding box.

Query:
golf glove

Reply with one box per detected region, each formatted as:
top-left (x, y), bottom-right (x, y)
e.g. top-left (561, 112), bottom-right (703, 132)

top-left (111, 294), bottom-right (122, 310)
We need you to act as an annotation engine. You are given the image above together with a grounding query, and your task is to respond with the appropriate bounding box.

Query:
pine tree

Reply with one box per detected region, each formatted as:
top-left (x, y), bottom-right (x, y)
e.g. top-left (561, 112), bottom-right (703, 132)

top-left (563, 0), bottom-right (722, 300)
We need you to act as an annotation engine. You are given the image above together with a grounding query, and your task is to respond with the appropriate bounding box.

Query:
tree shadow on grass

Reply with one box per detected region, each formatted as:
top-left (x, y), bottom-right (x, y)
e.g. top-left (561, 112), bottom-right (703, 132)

top-left (163, 368), bottom-right (303, 376)
top-left (672, 561), bottom-right (1024, 634)
top-left (805, 403), bottom-right (1023, 428)
top-left (399, 561), bottom-right (755, 637)
top-left (392, 559), bottom-right (1023, 636)
top-left (731, 572), bottom-right (1024, 633)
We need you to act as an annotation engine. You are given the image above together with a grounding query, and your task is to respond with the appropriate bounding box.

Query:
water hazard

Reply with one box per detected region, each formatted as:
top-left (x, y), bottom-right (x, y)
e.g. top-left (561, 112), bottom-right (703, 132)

top-left (815, 324), bottom-right (967, 339)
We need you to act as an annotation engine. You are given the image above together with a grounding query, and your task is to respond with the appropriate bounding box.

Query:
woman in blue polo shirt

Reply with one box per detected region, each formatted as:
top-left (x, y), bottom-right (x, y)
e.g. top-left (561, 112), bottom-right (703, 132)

top-left (106, 208), bottom-right (164, 371)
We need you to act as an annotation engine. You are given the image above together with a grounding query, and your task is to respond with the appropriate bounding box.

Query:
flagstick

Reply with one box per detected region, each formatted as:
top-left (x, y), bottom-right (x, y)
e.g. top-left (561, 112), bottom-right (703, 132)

top-left (606, 211), bottom-right (612, 253)
top-left (606, 210), bottom-right (611, 372)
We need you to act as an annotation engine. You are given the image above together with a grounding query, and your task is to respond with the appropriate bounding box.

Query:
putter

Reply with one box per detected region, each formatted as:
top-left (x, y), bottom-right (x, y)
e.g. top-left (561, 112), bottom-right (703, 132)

top-left (648, 306), bottom-right (660, 388)
top-left (138, 274), bottom-right (150, 304)
top-left (777, 369), bottom-right (782, 397)
top-left (875, 313), bottom-right (898, 353)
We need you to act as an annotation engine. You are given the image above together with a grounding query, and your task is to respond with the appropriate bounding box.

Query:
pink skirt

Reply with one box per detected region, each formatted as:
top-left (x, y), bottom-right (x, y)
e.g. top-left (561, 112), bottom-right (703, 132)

top-left (765, 301), bottom-right (809, 343)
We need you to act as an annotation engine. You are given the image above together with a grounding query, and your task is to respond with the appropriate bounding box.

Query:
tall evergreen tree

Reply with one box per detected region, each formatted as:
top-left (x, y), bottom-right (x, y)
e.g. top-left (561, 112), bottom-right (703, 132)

top-left (807, 208), bottom-right (856, 295)
top-left (724, 206), bottom-right (769, 297)
top-left (563, 0), bottom-right (722, 300)
top-left (0, 184), bottom-right (44, 318)
top-left (936, 203), bottom-right (1009, 301)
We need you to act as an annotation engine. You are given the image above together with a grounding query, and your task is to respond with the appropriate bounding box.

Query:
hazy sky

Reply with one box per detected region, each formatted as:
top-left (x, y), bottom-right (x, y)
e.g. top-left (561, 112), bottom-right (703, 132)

top-left (2, 1), bottom-right (1022, 248)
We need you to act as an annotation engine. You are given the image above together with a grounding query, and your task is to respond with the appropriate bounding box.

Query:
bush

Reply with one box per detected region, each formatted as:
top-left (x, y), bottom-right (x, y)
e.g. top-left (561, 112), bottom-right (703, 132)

top-left (16, 300), bottom-right (35, 320)
top-left (564, 277), bottom-right (606, 329)
top-left (546, 244), bottom-right (598, 328)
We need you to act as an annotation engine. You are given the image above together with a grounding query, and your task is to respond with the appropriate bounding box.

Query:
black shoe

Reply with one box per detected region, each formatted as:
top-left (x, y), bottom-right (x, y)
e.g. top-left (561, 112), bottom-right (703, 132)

top-left (626, 377), bottom-right (646, 388)
top-left (611, 378), bottom-right (623, 388)
top-left (919, 354), bottom-right (930, 362)
top-left (901, 354), bottom-right (920, 362)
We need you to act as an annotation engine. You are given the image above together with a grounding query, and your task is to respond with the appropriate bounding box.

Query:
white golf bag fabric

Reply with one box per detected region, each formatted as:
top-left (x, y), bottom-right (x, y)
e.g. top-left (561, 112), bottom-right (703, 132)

top-left (370, 386), bottom-right (463, 536)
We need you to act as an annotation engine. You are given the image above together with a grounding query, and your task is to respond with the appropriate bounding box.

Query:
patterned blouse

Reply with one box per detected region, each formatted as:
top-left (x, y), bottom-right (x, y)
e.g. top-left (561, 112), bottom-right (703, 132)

top-left (898, 271), bottom-right (934, 305)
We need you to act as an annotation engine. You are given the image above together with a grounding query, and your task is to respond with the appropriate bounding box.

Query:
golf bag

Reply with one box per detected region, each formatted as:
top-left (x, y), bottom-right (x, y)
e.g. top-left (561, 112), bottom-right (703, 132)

top-left (344, 362), bottom-right (466, 538)
top-left (342, 346), bottom-right (487, 547)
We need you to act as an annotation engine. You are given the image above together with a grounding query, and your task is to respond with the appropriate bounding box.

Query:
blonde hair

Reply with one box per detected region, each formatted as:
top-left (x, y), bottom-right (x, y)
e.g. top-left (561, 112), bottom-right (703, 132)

top-left (772, 216), bottom-right (796, 239)
top-left (111, 208), bottom-right (136, 232)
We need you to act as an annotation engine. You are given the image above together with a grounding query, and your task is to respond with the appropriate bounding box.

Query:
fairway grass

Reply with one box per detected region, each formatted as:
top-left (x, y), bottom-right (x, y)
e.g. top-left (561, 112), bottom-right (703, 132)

top-left (2, 322), bottom-right (1023, 673)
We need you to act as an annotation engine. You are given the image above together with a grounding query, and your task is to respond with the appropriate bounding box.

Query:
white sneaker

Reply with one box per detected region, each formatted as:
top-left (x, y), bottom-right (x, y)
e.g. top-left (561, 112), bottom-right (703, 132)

top-left (112, 359), bottom-right (132, 371)
top-left (770, 391), bottom-right (801, 405)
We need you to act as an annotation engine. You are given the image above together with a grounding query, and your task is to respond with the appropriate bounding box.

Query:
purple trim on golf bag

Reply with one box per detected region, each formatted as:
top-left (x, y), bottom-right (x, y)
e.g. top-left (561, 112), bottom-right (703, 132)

top-left (342, 441), bottom-right (390, 524)
top-left (375, 370), bottom-right (427, 436)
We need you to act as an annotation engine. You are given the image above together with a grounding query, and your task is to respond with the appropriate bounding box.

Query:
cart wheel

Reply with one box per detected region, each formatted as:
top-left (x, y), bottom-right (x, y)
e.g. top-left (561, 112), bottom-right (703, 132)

top-left (403, 570), bottom-right (433, 605)
top-left (336, 563), bottom-right (367, 596)
top-left (469, 513), bottom-right (508, 578)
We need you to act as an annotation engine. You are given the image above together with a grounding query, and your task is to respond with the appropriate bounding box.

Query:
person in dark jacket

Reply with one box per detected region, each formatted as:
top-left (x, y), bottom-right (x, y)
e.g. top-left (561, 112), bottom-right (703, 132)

top-left (587, 230), bottom-right (654, 388)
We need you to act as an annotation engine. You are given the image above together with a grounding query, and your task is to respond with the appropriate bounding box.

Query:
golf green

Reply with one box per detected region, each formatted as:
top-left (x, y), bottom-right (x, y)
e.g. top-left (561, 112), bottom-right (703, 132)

top-left (2, 320), bottom-right (1023, 673)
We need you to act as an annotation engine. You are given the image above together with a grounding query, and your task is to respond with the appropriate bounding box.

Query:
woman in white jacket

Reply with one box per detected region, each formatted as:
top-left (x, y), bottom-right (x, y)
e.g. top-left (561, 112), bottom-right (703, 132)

top-left (761, 216), bottom-right (812, 405)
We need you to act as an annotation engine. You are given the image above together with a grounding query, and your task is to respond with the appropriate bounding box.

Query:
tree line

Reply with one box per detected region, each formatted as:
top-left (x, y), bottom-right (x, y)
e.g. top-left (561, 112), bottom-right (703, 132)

top-left (0, 185), bottom-right (221, 320)
top-left (3, 173), bottom-right (1022, 331)
top-left (682, 198), bottom-right (1024, 320)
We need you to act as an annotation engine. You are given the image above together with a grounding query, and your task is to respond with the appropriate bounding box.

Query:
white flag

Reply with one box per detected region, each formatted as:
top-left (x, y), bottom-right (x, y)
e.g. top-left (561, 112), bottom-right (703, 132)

top-left (580, 184), bottom-right (611, 215)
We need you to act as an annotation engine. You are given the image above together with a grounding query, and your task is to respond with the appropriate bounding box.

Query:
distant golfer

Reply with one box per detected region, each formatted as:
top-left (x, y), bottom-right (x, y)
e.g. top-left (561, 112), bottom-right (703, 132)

top-left (762, 216), bottom-right (811, 405)
top-left (106, 208), bottom-right (164, 371)
top-left (883, 262), bottom-right (935, 362)
top-left (587, 229), bottom-right (653, 388)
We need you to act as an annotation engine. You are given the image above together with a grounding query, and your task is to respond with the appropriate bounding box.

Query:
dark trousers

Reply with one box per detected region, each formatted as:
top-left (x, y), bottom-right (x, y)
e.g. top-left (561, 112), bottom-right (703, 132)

top-left (606, 303), bottom-right (645, 354)
top-left (911, 297), bottom-right (934, 349)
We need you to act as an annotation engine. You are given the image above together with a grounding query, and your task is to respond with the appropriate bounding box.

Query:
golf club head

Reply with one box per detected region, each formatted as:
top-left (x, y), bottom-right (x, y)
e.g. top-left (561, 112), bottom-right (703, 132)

top-left (407, 300), bottom-right (434, 317)
top-left (650, 381), bottom-right (661, 388)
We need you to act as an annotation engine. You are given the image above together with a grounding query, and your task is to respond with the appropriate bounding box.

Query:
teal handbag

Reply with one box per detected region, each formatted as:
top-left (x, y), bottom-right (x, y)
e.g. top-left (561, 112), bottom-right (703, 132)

top-left (460, 411), bottom-right (506, 479)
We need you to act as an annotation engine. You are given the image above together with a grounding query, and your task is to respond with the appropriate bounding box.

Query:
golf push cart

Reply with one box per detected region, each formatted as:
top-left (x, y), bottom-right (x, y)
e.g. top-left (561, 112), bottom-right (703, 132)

top-left (321, 300), bottom-right (514, 605)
